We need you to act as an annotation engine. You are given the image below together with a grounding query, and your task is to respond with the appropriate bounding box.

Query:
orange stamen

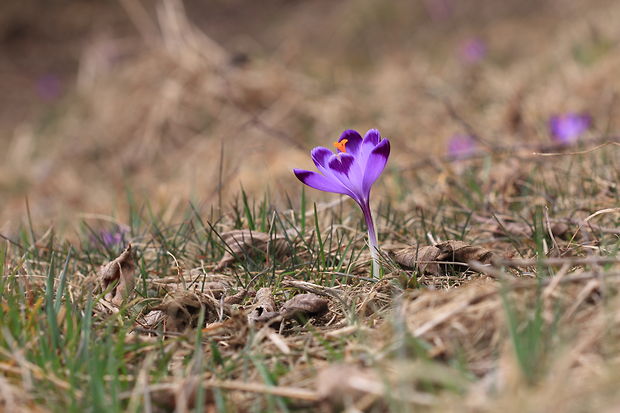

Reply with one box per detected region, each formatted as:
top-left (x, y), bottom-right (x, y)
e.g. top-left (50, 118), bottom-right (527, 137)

top-left (333, 139), bottom-right (348, 153)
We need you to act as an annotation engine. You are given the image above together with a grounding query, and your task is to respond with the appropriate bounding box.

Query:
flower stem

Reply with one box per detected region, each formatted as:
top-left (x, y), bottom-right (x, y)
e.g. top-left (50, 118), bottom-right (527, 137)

top-left (361, 200), bottom-right (380, 278)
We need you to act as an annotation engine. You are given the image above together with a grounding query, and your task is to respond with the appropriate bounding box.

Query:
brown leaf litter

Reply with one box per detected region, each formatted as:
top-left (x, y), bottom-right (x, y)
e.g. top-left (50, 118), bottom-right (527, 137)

top-left (389, 273), bottom-right (617, 375)
top-left (98, 244), bottom-right (136, 306)
top-left (142, 281), bottom-right (331, 335)
top-left (155, 292), bottom-right (212, 332)
top-left (223, 288), bottom-right (251, 305)
top-left (280, 293), bottom-right (330, 322)
top-left (152, 288), bottom-right (234, 332)
top-left (393, 240), bottom-right (499, 275)
top-left (139, 271), bottom-right (244, 332)
top-left (247, 288), bottom-right (330, 327)
top-left (394, 280), bottom-right (501, 369)
top-left (247, 287), bottom-right (279, 326)
top-left (214, 230), bottom-right (292, 270)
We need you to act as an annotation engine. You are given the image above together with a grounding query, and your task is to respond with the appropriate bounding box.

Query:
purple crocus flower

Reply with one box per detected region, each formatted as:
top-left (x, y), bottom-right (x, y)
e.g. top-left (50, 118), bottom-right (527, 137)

top-left (293, 129), bottom-right (390, 278)
top-left (101, 231), bottom-right (123, 248)
top-left (98, 227), bottom-right (128, 248)
top-left (549, 113), bottom-right (591, 144)
top-left (459, 38), bottom-right (486, 64)
top-left (447, 134), bottom-right (477, 158)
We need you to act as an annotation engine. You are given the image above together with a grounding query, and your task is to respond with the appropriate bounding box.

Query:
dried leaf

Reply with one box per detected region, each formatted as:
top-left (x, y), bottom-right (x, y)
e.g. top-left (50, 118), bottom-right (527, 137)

top-left (250, 310), bottom-right (281, 326)
top-left (549, 222), bottom-right (571, 239)
top-left (394, 241), bottom-right (498, 275)
top-left (214, 230), bottom-right (291, 270)
top-left (224, 288), bottom-right (251, 305)
top-left (197, 281), bottom-right (228, 299)
top-left (280, 293), bottom-right (329, 321)
top-left (142, 310), bottom-right (165, 329)
top-left (248, 287), bottom-right (280, 326)
top-left (393, 245), bottom-right (441, 274)
top-left (156, 292), bottom-right (212, 332)
top-left (98, 244), bottom-right (135, 306)
top-left (254, 287), bottom-right (277, 312)
top-left (435, 240), bottom-right (497, 265)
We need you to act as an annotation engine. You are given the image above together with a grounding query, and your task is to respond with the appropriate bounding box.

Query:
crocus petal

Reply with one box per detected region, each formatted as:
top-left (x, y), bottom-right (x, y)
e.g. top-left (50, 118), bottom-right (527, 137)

top-left (311, 147), bottom-right (334, 169)
top-left (363, 129), bottom-right (381, 146)
top-left (549, 113), bottom-right (591, 144)
top-left (327, 153), bottom-right (364, 197)
top-left (338, 130), bottom-right (363, 155)
top-left (311, 146), bottom-right (349, 184)
top-left (362, 139), bottom-right (390, 195)
top-left (293, 169), bottom-right (354, 197)
top-left (447, 134), bottom-right (476, 158)
top-left (549, 116), bottom-right (561, 138)
top-left (359, 129), bottom-right (381, 166)
top-left (328, 153), bottom-right (355, 176)
top-left (312, 147), bottom-right (363, 198)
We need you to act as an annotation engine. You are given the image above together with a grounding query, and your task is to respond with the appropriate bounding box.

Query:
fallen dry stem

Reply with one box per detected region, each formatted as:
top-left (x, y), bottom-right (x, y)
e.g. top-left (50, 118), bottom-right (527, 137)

top-left (118, 378), bottom-right (320, 402)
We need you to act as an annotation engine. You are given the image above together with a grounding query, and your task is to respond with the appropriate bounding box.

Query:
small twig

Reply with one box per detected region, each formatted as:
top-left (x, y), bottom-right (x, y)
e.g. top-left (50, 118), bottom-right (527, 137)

top-left (166, 250), bottom-right (186, 290)
top-left (544, 205), bottom-right (560, 252)
top-left (531, 141), bottom-right (620, 157)
top-left (495, 256), bottom-right (620, 268)
top-left (118, 378), bottom-right (320, 402)
top-left (468, 262), bottom-right (620, 289)
top-left (398, 135), bottom-right (620, 172)
top-left (282, 280), bottom-right (345, 303)
top-left (131, 327), bottom-right (183, 337)
top-left (567, 207), bottom-right (620, 246)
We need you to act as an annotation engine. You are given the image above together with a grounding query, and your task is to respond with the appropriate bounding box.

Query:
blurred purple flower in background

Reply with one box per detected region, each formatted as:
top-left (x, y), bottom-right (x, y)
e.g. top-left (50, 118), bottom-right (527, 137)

top-left (447, 134), bottom-right (477, 158)
top-left (97, 227), bottom-right (128, 248)
top-left (549, 113), bottom-right (591, 144)
top-left (36, 74), bottom-right (62, 101)
top-left (294, 129), bottom-right (390, 278)
top-left (459, 38), bottom-right (486, 64)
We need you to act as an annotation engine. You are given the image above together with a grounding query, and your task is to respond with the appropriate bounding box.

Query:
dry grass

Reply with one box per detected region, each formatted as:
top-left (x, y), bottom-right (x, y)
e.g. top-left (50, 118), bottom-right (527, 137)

top-left (1, 0), bottom-right (619, 231)
top-left (0, 0), bottom-right (619, 412)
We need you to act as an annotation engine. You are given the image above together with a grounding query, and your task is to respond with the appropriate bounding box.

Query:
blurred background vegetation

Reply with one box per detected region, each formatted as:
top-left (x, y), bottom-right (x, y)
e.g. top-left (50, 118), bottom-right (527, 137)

top-left (0, 0), bottom-right (618, 234)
